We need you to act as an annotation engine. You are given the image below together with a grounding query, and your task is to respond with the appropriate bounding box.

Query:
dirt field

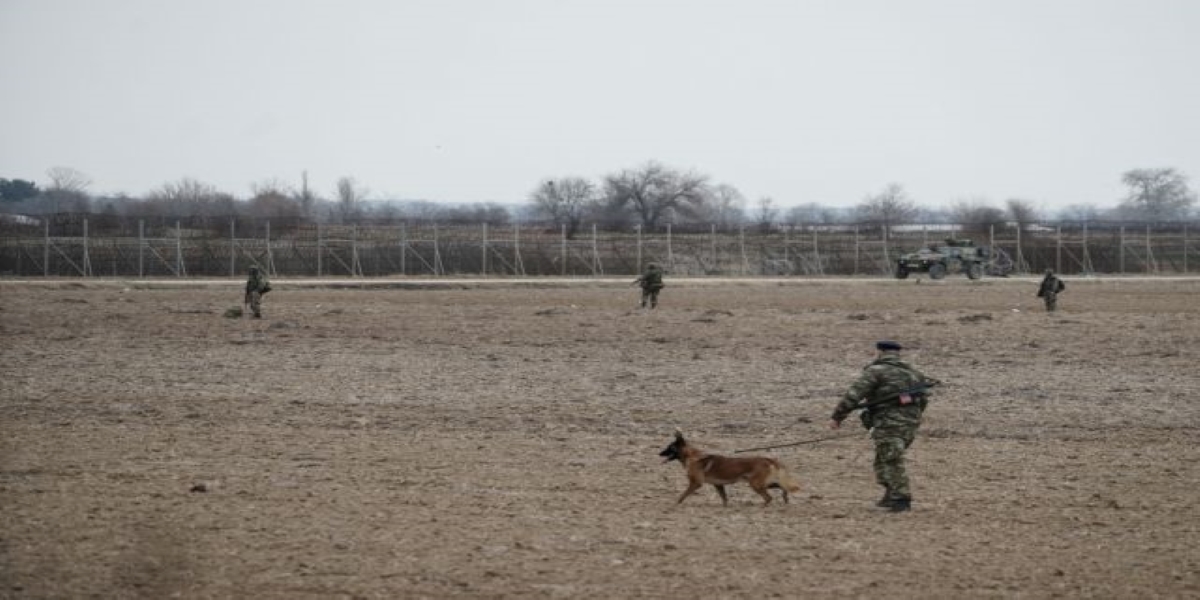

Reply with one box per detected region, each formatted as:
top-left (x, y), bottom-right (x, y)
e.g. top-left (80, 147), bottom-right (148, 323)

top-left (2, 276), bottom-right (1199, 599)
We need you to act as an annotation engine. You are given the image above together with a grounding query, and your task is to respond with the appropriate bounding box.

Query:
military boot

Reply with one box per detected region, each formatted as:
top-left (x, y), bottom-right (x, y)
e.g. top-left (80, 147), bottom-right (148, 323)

top-left (888, 495), bottom-right (912, 512)
top-left (875, 489), bottom-right (893, 508)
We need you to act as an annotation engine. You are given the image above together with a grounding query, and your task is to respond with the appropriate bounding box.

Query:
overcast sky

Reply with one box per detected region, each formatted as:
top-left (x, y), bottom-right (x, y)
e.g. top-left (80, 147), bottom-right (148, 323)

top-left (2, 0), bottom-right (1198, 212)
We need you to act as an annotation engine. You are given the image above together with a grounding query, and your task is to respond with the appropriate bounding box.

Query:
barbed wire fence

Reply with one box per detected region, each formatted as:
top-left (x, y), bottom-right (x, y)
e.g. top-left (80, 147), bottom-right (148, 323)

top-left (1, 214), bottom-right (1195, 278)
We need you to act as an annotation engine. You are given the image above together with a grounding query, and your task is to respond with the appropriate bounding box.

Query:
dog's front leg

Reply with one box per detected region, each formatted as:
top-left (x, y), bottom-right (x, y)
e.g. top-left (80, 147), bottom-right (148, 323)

top-left (676, 480), bottom-right (702, 504)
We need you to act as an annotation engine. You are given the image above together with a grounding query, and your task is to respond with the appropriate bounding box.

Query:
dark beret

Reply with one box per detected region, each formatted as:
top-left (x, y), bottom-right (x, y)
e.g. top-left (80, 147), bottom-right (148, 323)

top-left (876, 340), bottom-right (902, 351)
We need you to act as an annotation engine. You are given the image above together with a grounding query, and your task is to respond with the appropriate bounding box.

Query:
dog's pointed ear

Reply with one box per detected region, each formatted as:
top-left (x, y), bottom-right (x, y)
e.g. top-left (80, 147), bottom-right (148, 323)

top-left (673, 428), bottom-right (685, 441)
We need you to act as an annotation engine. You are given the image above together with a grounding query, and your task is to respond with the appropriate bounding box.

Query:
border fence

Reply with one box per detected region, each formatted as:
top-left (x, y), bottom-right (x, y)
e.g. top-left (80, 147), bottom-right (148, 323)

top-left (1, 214), bottom-right (1196, 278)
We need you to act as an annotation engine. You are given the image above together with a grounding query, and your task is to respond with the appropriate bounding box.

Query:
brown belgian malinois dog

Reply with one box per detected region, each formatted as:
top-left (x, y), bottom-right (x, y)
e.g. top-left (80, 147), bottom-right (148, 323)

top-left (659, 430), bottom-right (801, 507)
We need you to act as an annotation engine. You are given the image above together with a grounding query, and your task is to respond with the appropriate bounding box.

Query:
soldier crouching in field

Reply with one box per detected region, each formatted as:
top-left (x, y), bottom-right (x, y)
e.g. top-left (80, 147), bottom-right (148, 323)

top-left (244, 266), bottom-right (271, 318)
top-left (828, 340), bottom-right (939, 512)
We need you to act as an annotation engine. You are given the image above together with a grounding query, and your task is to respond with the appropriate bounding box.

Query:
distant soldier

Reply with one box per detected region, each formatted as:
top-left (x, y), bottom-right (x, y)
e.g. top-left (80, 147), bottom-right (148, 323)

top-left (633, 262), bottom-right (665, 309)
top-left (1037, 269), bottom-right (1066, 312)
top-left (244, 266), bottom-right (271, 318)
top-left (828, 341), bottom-right (939, 512)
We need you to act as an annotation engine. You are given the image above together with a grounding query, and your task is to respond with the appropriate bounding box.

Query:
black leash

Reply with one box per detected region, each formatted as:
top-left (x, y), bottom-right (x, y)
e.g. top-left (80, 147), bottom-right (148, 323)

top-left (733, 432), bottom-right (861, 454)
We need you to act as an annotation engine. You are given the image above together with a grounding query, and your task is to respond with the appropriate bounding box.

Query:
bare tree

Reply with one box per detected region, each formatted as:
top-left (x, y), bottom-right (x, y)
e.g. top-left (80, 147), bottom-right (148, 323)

top-left (754, 196), bottom-right (778, 233)
top-left (46, 166), bottom-right (91, 194)
top-left (1005, 198), bottom-right (1040, 231)
top-left (1118, 168), bottom-right (1196, 221)
top-left (784, 202), bottom-right (841, 229)
top-left (42, 166), bottom-right (92, 213)
top-left (295, 170), bottom-right (318, 219)
top-left (442, 203), bottom-right (511, 226)
top-left (145, 178), bottom-right (234, 218)
top-left (951, 199), bottom-right (1006, 233)
top-left (250, 179), bottom-right (293, 198)
top-left (699, 183), bottom-right (746, 231)
top-left (603, 161), bottom-right (711, 229)
top-left (855, 183), bottom-right (917, 234)
top-left (333, 176), bottom-right (368, 223)
top-left (371, 201), bottom-right (404, 224)
top-left (247, 179), bottom-right (301, 218)
top-left (1057, 203), bottom-right (1107, 222)
top-left (393, 201), bottom-right (447, 222)
top-left (530, 177), bottom-right (598, 239)
top-left (914, 206), bottom-right (951, 224)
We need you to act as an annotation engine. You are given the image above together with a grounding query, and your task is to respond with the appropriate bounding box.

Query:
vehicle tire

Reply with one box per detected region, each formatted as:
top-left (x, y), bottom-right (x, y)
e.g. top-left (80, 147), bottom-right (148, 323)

top-left (928, 263), bottom-right (947, 280)
top-left (967, 263), bottom-right (983, 280)
top-left (895, 265), bottom-right (910, 279)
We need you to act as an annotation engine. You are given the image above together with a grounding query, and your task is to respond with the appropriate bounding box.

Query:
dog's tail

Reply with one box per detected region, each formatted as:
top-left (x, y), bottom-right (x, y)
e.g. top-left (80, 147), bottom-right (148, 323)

top-left (770, 462), bottom-right (802, 494)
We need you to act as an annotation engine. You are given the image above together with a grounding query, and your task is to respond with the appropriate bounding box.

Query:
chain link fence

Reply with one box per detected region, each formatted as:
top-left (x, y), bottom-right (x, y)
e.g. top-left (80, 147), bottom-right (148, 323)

top-left (1, 213), bottom-right (1196, 277)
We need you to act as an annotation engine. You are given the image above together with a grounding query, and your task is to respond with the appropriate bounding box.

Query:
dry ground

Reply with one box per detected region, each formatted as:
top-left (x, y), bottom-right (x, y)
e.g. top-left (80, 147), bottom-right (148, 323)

top-left (2, 277), bottom-right (1199, 599)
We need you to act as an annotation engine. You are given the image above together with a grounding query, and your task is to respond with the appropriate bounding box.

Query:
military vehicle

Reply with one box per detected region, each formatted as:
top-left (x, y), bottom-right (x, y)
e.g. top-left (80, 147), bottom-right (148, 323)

top-left (895, 238), bottom-right (990, 280)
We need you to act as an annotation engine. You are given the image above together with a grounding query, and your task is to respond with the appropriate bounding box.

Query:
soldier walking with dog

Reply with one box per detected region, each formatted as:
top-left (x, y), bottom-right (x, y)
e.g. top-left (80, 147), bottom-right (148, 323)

top-left (828, 340), bottom-right (938, 512)
top-left (1037, 269), bottom-right (1066, 312)
top-left (244, 265), bottom-right (271, 319)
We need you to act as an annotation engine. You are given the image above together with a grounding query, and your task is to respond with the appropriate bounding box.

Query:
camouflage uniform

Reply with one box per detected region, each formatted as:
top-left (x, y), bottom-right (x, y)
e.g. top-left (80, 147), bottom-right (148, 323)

top-left (634, 263), bottom-right (665, 308)
top-left (1037, 271), bottom-right (1065, 312)
top-left (831, 342), bottom-right (935, 511)
top-left (245, 266), bottom-right (270, 318)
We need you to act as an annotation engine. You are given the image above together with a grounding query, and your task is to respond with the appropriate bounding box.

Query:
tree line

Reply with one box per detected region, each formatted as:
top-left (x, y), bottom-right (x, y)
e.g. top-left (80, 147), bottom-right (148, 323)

top-left (3, 163), bottom-right (1196, 236)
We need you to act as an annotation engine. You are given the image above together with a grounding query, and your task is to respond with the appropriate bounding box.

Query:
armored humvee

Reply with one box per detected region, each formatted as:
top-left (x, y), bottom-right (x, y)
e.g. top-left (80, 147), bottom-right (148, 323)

top-left (895, 239), bottom-right (989, 280)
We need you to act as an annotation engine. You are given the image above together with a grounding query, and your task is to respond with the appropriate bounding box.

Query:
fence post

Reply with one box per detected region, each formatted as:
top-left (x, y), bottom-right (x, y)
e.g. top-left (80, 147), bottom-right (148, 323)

top-left (481, 222), bottom-right (488, 276)
top-left (813, 227), bottom-right (821, 275)
top-left (1056, 225), bottom-right (1062, 274)
top-left (1081, 220), bottom-right (1090, 274)
top-left (710, 224), bottom-right (717, 275)
top-left (782, 226), bottom-right (789, 272)
top-left (230, 218), bottom-right (236, 277)
top-left (513, 221), bottom-right (524, 276)
top-left (1015, 224), bottom-right (1023, 274)
top-left (138, 219), bottom-right (145, 278)
top-left (561, 223), bottom-right (567, 276)
top-left (43, 219), bottom-right (49, 277)
top-left (352, 225), bottom-right (361, 277)
top-left (400, 223), bottom-right (407, 276)
top-left (82, 218), bottom-right (92, 277)
top-left (175, 221), bottom-right (183, 277)
top-left (882, 225), bottom-right (891, 270)
top-left (853, 226), bottom-right (860, 275)
top-left (739, 225), bottom-right (747, 275)
top-left (667, 223), bottom-right (673, 272)
top-left (635, 224), bottom-right (642, 274)
top-left (266, 221), bottom-right (274, 276)
top-left (1185, 223), bottom-right (1190, 273)
top-left (317, 223), bottom-right (323, 278)
top-left (591, 223), bottom-right (601, 275)
top-left (1146, 224), bottom-right (1154, 273)
top-left (988, 224), bottom-right (995, 261)
top-left (1119, 226), bottom-right (1125, 274)
top-left (433, 224), bottom-right (443, 276)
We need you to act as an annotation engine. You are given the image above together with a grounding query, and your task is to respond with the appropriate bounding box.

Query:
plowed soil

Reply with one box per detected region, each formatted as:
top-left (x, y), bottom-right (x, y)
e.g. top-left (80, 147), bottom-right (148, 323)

top-left (2, 277), bottom-right (1199, 599)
